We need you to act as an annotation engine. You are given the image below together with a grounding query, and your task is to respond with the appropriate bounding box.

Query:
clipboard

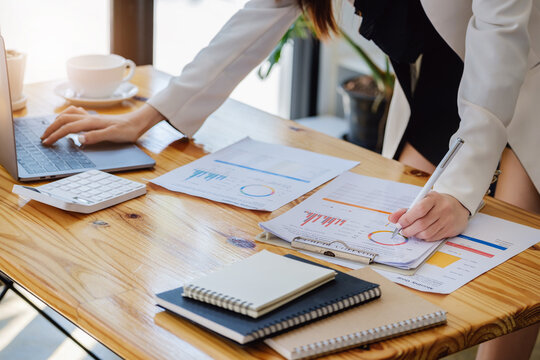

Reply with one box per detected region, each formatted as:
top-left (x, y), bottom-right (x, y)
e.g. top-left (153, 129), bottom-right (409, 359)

top-left (255, 231), bottom-right (445, 276)
top-left (291, 237), bottom-right (377, 265)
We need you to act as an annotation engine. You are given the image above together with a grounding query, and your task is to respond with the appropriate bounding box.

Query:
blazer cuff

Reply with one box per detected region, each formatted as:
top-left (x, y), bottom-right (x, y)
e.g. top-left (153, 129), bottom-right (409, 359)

top-left (433, 100), bottom-right (508, 216)
top-left (147, 92), bottom-right (193, 137)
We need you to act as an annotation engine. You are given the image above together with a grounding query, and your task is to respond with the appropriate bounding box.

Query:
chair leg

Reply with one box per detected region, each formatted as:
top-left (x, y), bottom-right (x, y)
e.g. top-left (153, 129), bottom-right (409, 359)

top-left (0, 285), bottom-right (8, 302)
top-left (0, 272), bottom-right (13, 302)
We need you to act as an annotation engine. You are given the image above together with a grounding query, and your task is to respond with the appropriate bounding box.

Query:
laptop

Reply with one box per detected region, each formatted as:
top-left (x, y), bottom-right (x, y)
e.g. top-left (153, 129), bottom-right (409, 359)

top-left (0, 35), bottom-right (155, 181)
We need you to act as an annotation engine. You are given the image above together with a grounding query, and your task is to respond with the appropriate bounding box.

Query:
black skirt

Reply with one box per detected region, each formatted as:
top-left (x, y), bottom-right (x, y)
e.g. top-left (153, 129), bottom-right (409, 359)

top-left (354, 0), bottom-right (464, 165)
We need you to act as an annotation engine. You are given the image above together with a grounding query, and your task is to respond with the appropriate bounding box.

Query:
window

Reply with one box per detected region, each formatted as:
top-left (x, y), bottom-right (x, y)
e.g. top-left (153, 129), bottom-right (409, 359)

top-left (155, 0), bottom-right (288, 117)
top-left (0, 0), bottom-right (109, 83)
top-left (0, 0), bottom-right (288, 117)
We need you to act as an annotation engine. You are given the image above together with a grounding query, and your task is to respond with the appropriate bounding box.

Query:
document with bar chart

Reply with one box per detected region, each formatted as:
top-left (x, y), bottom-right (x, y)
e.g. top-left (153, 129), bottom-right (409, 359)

top-left (260, 172), bottom-right (540, 293)
top-left (150, 138), bottom-right (359, 211)
top-left (260, 172), bottom-right (444, 269)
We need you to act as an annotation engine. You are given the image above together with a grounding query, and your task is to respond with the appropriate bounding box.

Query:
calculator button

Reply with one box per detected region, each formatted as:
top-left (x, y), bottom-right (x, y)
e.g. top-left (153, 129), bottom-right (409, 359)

top-left (98, 179), bottom-right (112, 185)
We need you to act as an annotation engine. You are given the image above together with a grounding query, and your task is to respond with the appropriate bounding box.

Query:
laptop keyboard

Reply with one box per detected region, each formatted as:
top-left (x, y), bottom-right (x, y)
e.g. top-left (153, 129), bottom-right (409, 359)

top-left (14, 117), bottom-right (96, 174)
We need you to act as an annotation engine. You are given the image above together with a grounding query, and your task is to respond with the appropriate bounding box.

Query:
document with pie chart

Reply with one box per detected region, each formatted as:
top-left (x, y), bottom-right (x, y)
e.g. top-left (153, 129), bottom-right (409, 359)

top-left (260, 171), bottom-right (443, 269)
top-left (260, 171), bottom-right (540, 294)
top-left (150, 138), bottom-right (359, 211)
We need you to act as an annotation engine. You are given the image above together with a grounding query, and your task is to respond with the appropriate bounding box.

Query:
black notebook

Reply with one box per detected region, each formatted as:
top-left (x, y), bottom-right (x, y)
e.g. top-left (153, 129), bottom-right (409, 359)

top-left (155, 255), bottom-right (381, 344)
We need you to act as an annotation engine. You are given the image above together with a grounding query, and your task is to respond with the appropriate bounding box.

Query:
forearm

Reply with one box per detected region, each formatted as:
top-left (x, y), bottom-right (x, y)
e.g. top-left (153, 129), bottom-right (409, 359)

top-left (433, 103), bottom-right (507, 215)
top-left (434, 0), bottom-right (533, 215)
top-left (130, 104), bottom-right (167, 138)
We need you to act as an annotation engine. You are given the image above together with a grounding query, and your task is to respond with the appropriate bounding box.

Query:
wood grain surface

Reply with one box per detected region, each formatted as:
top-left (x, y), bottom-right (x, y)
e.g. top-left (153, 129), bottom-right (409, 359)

top-left (1, 66), bottom-right (538, 360)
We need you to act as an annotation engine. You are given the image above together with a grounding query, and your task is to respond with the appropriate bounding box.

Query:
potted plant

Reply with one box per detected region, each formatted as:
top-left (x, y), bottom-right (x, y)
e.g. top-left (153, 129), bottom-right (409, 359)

top-left (259, 15), bottom-right (395, 153)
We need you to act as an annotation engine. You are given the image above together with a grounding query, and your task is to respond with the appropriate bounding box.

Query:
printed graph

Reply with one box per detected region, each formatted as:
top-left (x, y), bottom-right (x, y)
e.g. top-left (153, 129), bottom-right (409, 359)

top-left (301, 211), bottom-right (347, 227)
top-left (446, 242), bottom-right (494, 258)
top-left (457, 234), bottom-right (507, 250)
top-left (426, 251), bottom-right (461, 268)
top-left (239, 184), bottom-right (275, 197)
top-left (368, 230), bottom-right (408, 246)
top-left (185, 169), bottom-right (227, 182)
top-left (322, 198), bottom-right (392, 215)
top-left (443, 234), bottom-right (505, 259)
top-left (215, 160), bottom-right (310, 183)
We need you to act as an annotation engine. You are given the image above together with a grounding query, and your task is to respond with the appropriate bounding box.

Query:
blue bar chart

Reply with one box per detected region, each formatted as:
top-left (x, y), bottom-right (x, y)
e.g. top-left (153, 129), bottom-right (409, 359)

top-left (186, 169), bottom-right (227, 182)
top-left (151, 138), bottom-right (359, 211)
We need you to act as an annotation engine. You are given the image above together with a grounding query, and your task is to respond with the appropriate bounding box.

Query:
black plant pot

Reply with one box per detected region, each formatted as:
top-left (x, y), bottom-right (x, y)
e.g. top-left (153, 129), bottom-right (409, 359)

top-left (339, 76), bottom-right (387, 153)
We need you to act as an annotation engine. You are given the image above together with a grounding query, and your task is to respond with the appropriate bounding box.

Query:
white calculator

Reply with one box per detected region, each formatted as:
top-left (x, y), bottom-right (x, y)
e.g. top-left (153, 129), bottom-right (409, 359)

top-left (13, 170), bottom-right (146, 214)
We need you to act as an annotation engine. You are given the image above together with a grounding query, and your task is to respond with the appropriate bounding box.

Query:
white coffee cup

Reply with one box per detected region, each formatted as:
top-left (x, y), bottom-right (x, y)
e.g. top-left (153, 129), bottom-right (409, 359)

top-left (6, 49), bottom-right (26, 103)
top-left (66, 54), bottom-right (135, 98)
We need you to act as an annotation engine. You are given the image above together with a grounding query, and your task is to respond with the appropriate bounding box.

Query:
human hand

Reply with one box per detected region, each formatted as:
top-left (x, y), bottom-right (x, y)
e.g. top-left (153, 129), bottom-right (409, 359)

top-left (41, 104), bottom-right (165, 146)
top-left (388, 191), bottom-right (470, 242)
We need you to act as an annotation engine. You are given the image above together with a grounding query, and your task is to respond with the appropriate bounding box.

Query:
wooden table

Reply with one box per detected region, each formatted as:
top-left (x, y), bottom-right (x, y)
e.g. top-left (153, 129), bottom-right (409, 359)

top-left (2, 66), bottom-right (539, 359)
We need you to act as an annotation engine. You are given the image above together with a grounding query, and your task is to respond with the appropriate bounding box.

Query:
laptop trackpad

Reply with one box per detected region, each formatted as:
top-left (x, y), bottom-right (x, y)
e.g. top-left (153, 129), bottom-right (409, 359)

top-left (82, 142), bottom-right (155, 170)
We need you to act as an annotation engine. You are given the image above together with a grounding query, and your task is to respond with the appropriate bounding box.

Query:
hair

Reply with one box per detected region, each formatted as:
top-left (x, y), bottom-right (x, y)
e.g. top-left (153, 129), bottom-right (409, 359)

top-left (295, 0), bottom-right (337, 37)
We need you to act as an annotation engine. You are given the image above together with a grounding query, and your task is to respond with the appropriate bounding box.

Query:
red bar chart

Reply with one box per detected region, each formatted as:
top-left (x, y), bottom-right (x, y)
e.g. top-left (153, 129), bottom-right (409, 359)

top-left (301, 211), bottom-right (346, 227)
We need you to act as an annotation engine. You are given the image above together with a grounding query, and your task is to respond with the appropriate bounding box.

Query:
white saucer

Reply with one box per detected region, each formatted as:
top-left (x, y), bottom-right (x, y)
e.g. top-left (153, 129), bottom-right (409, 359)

top-left (54, 82), bottom-right (139, 107)
top-left (12, 95), bottom-right (27, 111)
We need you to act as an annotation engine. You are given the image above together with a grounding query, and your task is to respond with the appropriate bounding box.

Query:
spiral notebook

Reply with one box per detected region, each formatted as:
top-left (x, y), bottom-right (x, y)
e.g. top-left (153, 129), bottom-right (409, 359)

top-left (155, 255), bottom-right (381, 344)
top-left (180, 250), bottom-right (337, 318)
top-left (265, 267), bottom-right (447, 359)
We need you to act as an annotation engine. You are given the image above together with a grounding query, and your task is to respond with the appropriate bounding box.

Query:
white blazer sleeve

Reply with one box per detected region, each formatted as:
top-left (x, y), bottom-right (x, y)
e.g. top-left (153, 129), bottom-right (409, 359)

top-left (147, 0), bottom-right (300, 137)
top-left (433, 0), bottom-right (534, 214)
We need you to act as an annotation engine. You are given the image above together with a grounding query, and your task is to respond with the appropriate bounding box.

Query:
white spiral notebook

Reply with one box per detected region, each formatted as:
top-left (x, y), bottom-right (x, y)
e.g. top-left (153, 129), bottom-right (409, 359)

top-left (265, 267), bottom-right (447, 359)
top-left (182, 250), bottom-right (337, 318)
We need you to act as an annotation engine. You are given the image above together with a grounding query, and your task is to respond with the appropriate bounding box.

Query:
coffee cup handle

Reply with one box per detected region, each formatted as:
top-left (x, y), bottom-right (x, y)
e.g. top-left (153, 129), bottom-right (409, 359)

top-left (122, 59), bottom-right (136, 82)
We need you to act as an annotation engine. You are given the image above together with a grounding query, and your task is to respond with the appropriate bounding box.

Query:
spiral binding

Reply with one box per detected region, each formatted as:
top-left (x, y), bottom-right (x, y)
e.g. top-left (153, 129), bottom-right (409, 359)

top-left (244, 286), bottom-right (382, 342)
top-left (290, 310), bottom-right (447, 359)
top-left (183, 285), bottom-right (255, 316)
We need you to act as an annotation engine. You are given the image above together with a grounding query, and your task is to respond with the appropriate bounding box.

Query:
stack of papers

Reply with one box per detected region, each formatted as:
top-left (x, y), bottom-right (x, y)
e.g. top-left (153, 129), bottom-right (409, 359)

top-left (260, 172), bottom-right (540, 294)
top-left (260, 172), bottom-right (442, 270)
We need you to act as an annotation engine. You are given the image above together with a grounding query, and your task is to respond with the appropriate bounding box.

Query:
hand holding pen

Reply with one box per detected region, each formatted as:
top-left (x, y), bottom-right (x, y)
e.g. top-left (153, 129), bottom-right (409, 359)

top-left (389, 138), bottom-right (469, 242)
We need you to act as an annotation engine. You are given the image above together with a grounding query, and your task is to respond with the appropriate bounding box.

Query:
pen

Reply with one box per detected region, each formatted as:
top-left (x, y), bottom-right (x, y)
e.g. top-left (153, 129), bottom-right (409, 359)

top-left (391, 137), bottom-right (465, 238)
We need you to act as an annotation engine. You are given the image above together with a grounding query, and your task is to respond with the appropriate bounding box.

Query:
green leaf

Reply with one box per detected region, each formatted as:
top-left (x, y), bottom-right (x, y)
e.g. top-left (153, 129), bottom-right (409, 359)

top-left (258, 15), bottom-right (312, 80)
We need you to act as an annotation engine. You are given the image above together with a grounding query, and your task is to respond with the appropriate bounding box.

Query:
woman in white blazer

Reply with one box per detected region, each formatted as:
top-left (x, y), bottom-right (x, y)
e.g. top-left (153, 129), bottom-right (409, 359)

top-left (43, 0), bottom-right (540, 234)
top-left (41, 0), bottom-right (539, 357)
top-left (386, 0), bottom-right (540, 232)
top-left (43, 0), bottom-right (540, 250)
top-left (376, 1), bottom-right (540, 357)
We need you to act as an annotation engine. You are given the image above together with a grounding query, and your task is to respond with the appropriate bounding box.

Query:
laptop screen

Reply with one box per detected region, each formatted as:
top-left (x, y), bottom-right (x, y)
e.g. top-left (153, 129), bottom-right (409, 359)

top-left (0, 34), bottom-right (18, 180)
